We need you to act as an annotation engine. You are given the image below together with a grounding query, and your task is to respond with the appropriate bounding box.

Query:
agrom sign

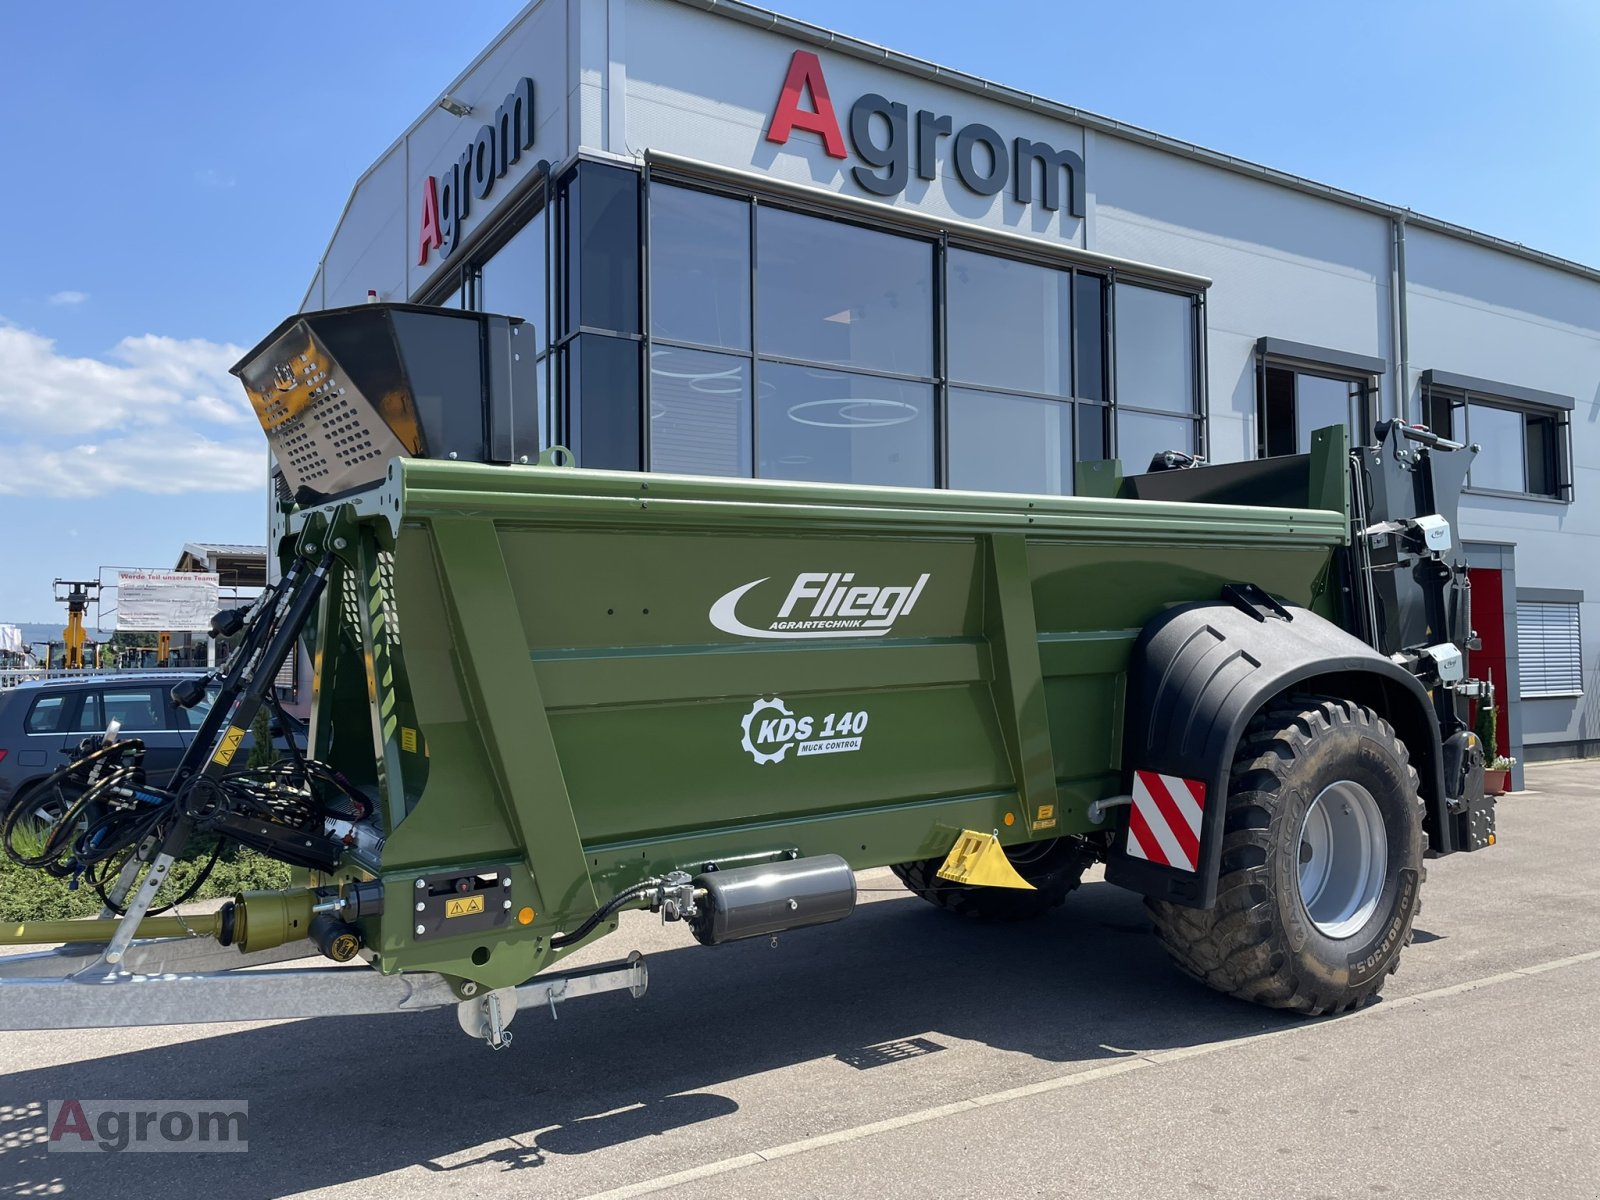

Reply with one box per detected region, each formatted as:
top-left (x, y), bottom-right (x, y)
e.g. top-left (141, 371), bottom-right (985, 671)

top-left (418, 77), bottom-right (539, 266)
top-left (766, 50), bottom-right (1085, 223)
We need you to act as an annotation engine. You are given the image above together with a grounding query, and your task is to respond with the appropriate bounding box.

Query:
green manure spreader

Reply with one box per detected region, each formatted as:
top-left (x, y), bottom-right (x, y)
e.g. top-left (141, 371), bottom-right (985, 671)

top-left (1, 305), bottom-right (1497, 1047)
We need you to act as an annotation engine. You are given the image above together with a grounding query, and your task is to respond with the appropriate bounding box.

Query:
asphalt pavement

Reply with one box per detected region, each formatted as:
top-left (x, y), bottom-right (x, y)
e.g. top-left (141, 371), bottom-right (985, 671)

top-left (1, 763), bottom-right (1596, 1199)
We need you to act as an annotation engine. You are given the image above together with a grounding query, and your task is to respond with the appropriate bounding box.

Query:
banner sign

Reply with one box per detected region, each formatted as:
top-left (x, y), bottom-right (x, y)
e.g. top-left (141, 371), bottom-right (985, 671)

top-left (115, 572), bottom-right (220, 633)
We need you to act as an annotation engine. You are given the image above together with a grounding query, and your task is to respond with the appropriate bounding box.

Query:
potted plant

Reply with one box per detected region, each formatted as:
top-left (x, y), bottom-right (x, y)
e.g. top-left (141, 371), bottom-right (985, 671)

top-left (1475, 670), bottom-right (1513, 795)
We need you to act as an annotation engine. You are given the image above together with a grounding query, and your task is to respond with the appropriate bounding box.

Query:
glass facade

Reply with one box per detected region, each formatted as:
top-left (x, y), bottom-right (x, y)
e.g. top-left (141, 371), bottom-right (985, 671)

top-left (450, 159), bottom-right (1207, 492)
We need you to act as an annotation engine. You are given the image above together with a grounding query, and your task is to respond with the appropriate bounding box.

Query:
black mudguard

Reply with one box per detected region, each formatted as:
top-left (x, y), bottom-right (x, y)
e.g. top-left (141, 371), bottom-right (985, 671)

top-left (1106, 589), bottom-right (1451, 909)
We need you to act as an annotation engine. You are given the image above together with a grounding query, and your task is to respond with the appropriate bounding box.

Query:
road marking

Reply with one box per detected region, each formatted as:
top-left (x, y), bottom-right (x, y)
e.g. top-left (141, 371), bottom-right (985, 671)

top-left (582, 947), bottom-right (1600, 1200)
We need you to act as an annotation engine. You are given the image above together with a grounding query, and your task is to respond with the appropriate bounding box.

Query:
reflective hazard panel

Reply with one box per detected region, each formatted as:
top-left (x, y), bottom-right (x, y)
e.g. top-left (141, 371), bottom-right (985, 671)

top-left (1125, 771), bottom-right (1206, 873)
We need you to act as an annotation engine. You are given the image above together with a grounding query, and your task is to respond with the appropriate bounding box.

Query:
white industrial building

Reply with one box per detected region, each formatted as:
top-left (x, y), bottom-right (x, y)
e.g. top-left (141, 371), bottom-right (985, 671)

top-left (303, 0), bottom-right (1600, 779)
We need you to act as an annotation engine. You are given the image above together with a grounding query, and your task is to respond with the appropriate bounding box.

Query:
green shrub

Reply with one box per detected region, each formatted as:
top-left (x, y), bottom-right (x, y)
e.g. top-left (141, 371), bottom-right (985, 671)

top-left (0, 834), bottom-right (293, 925)
top-left (246, 707), bottom-right (279, 769)
top-left (1474, 668), bottom-right (1498, 758)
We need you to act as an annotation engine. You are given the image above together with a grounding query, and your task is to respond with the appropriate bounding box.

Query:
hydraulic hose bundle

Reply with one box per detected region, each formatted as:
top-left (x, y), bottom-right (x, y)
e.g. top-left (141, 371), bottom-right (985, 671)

top-left (1, 718), bottom-right (366, 914)
top-left (2, 540), bottom-right (364, 959)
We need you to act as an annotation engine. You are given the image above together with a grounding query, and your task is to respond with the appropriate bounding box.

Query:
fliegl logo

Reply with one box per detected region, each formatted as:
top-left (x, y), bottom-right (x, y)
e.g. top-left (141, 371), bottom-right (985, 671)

top-left (741, 697), bottom-right (871, 765)
top-left (710, 571), bottom-right (930, 640)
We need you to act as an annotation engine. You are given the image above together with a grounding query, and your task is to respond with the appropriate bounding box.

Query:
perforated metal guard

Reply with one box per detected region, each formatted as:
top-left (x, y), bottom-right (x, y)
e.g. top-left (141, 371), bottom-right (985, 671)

top-left (238, 324), bottom-right (412, 497)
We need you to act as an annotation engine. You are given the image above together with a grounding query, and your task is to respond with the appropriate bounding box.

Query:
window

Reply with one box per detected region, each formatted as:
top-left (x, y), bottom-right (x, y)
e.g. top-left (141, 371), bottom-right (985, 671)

top-left (649, 185), bottom-right (749, 351)
top-left (949, 389), bottom-right (1072, 494)
top-left (1114, 284), bottom-right (1200, 469)
top-left (559, 162), bottom-right (642, 469)
top-left (174, 687), bottom-right (217, 731)
top-left (1420, 371), bottom-right (1572, 500)
top-left (478, 207), bottom-right (548, 353)
top-left (100, 688), bottom-right (167, 731)
top-left (24, 695), bottom-right (68, 734)
top-left (1254, 340), bottom-right (1383, 458)
top-left (639, 172), bottom-right (1202, 491)
top-left (1258, 368), bottom-right (1368, 456)
top-left (650, 346), bottom-right (751, 477)
top-left (648, 185), bottom-right (752, 477)
top-left (756, 206), bottom-right (933, 376)
top-left (1518, 601), bottom-right (1582, 697)
top-left (757, 363), bottom-right (933, 487)
top-left (944, 250), bottom-right (1107, 494)
top-left (947, 250), bottom-right (1070, 396)
top-left (70, 693), bottom-right (103, 734)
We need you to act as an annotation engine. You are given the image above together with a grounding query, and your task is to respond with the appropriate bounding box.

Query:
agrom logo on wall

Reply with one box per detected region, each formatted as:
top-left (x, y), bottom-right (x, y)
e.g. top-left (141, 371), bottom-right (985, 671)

top-left (418, 77), bottom-right (539, 266)
top-left (710, 571), bottom-right (930, 640)
top-left (766, 50), bottom-right (1085, 224)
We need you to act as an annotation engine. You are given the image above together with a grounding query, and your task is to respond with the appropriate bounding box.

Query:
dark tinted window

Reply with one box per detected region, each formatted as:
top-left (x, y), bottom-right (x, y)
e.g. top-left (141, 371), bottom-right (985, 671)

top-left (757, 363), bottom-right (932, 487)
top-left (569, 335), bottom-right (641, 470)
top-left (756, 208), bottom-right (933, 376)
top-left (1073, 273), bottom-right (1106, 403)
top-left (650, 186), bottom-right (750, 351)
top-left (175, 686), bottom-right (218, 732)
top-left (564, 162), bottom-right (640, 336)
top-left (1525, 413), bottom-right (1558, 496)
top-left (25, 694), bottom-right (69, 734)
top-left (101, 688), bottom-right (167, 731)
top-left (70, 693), bottom-right (104, 734)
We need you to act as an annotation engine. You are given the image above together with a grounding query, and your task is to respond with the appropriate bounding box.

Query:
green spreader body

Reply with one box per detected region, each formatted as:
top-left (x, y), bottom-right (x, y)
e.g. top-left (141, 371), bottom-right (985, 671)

top-left (296, 451), bottom-right (1340, 988)
top-left (229, 302), bottom-right (1482, 998)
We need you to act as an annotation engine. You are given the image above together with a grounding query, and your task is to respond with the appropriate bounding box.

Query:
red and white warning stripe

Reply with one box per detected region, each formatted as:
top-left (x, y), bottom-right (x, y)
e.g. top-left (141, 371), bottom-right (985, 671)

top-left (1126, 770), bottom-right (1206, 872)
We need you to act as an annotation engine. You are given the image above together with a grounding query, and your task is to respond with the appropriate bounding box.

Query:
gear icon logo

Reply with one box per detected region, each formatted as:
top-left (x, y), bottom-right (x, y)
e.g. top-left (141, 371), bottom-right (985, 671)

top-left (741, 696), bottom-right (795, 764)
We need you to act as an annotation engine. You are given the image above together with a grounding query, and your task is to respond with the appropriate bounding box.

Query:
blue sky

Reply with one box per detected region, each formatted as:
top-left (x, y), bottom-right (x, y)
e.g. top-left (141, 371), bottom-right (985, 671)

top-left (1, 0), bottom-right (1596, 622)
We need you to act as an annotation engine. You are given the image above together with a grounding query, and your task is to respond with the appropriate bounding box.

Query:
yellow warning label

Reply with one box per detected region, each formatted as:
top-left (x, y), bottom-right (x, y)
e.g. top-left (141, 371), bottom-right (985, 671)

top-left (935, 829), bottom-right (1036, 890)
top-left (401, 726), bottom-right (418, 753)
top-left (1036, 804), bottom-right (1055, 821)
top-left (445, 895), bottom-right (485, 918)
top-left (211, 725), bottom-right (248, 767)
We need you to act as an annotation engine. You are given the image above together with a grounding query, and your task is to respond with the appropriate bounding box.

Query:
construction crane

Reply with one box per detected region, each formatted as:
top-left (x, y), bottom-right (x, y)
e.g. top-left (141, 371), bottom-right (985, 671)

top-left (52, 579), bottom-right (100, 670)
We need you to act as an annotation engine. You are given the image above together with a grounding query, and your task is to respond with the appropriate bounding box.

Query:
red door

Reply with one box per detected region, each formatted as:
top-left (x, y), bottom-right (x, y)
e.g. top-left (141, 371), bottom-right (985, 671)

top-left (1467, 567), bottom-right (1511, 760)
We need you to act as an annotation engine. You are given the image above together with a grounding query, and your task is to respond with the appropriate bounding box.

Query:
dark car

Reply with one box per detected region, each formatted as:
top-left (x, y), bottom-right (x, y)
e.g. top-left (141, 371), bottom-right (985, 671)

top-left (0, 674), bottom-right (301, 812)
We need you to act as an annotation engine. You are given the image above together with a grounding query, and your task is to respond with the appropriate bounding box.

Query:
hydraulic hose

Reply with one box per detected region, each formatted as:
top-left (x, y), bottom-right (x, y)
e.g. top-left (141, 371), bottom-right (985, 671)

top-left (548, 878), bottom-right (663, 949)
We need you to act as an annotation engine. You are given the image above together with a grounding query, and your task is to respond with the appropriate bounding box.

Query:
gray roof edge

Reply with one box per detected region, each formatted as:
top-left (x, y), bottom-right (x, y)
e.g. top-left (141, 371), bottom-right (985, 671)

top-left (676, 0), bottom-right (1600, 287)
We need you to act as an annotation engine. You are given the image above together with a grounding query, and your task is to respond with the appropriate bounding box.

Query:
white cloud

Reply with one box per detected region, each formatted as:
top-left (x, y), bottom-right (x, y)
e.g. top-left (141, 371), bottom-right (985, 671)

top-left (0, 433), bottom-right (265, 499)
top-left (0, 323), bottom-right (262, 498)
top-left (48, 290), bottom-right (88, 306)
top-left (193, 168), bottom-right (237, 189)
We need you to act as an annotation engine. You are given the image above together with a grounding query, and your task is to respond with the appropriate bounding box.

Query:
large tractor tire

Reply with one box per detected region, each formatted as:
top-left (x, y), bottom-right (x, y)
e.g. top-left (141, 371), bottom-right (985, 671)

top-left (891, 837), bottom-right (1095, 922)
top-left (1147, 696), bottom-right (1424, 1015)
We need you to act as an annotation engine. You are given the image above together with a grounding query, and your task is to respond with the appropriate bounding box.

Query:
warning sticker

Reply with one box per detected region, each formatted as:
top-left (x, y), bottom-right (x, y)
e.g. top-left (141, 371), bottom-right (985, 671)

top-left (445, 896), bottom-right (485, 918)
top-left (211, 725), bottom-right (248, 767)
top-left (401, 727), bottom-right (418, 753)
top-left (1035, 803), bottom-right (1057, 830)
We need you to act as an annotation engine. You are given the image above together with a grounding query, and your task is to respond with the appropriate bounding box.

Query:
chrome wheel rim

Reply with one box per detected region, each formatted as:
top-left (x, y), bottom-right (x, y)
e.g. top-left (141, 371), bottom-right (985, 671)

top-left (1297, 780), bottom-right (1387, 939)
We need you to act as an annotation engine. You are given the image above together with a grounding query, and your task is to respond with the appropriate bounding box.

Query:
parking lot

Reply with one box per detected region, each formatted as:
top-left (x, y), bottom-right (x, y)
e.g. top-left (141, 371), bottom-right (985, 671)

top-left (2, 762), bottom-right (1596, 1199)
